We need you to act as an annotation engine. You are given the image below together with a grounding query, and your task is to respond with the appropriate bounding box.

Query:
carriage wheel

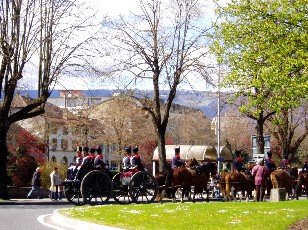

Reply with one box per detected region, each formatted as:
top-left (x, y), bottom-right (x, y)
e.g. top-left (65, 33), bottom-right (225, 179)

top-left (112, 172), bottom-right (132, 204)
top-left (81, 170), bottom-right (112, 205)
top-left (64, 181), bottom-right (85, 206)
top-left (129, 171), bottom-right (158, 204)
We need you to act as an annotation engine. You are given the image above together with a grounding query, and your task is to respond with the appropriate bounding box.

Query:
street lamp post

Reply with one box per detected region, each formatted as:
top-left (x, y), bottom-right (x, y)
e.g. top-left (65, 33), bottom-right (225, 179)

top-left (217, 65), bottom-right (221, 175)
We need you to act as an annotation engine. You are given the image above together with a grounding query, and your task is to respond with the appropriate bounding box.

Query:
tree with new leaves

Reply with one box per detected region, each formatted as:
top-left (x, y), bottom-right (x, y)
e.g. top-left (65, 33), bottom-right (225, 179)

top-left (101, 0), bottom-right (213, 170)
top-left (0, 0), bottom-right (96, 199)
top-left (211, 0), bottom-right (308, 155)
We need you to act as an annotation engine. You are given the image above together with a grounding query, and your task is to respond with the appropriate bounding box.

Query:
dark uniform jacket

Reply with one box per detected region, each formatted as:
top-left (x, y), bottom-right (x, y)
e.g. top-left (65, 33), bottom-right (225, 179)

top-left (233, 157), bottom-right (243, 172)
top-left (172, 155), bottom-right (185, 169)
top-left (265, 158), bottom-right (277, 173)
top-left (131, 155), bottom-right (144, 170)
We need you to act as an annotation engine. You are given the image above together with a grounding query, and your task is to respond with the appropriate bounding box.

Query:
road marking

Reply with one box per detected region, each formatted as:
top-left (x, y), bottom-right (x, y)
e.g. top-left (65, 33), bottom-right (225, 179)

top-left (37, 214), bottom-right (66, 230)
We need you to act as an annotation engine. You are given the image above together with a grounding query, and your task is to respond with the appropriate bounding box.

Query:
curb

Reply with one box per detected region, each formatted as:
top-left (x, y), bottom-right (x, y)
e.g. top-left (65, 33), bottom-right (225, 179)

top-left (0, 198), bottom-right (69, 206)
top-left (52, 209), bottom-right (123, 230)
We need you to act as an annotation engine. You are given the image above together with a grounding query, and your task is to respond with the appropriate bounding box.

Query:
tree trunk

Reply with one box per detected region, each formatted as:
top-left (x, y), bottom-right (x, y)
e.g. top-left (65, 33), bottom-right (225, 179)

top-left (0, 117), bottom-right (10, 199)
top-left (256, 117), bottom-right (265, 156)
top-left (157, 131), bottom-right (167, 172)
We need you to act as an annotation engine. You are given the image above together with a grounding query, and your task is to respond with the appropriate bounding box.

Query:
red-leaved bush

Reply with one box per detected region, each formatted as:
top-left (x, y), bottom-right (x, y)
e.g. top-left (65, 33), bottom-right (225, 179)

top-left (7, 127), bottom-right (47, 186)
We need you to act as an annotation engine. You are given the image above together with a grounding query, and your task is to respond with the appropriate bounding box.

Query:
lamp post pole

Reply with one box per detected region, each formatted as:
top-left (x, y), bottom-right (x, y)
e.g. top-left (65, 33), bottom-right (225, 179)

top-left (217, 65), bottom-right (221, 175)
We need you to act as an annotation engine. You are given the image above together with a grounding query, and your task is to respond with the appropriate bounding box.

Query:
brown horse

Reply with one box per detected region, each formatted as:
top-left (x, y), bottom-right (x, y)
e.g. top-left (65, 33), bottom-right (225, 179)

top-left (270, 169), bottom-right (294, 199)
top-left (220, 171), bottom-right (253, 202)
top-left (295, 172), bottom-right (308, 199)
top-left (182, 158), bottom-right (217, 202)
top-left (155, 160), bottom-right (217, 203)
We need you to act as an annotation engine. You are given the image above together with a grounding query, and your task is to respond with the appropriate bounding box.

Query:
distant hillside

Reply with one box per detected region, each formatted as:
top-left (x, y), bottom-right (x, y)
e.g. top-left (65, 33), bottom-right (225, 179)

top-left (10, 89), bottom-right (227, 118)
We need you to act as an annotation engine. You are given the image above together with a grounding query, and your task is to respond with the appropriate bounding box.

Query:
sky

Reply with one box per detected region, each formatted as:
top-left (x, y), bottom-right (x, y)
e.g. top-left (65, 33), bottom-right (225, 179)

top-left (19, 0), bottom-right (228, 92)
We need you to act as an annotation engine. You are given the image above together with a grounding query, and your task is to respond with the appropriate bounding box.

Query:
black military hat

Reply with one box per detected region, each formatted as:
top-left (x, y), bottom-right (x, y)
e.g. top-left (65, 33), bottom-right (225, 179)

top-left (235, 150), bottom-right (241, 156)
top-left (174, 146), bottom-right (180, 155)
top-left (90, 147), bottom-right (96, 154)
top-left (77, 146), bottom-right (82, 152)
top-left (96, 146), bottom-right (102, 154)
top-left (125, 146), bottom-right (132, 154)
top-left (133, 145), bottom-right (139, 153)
top-left (267, 150), bottom-right (272, 157)
top-left (83, 146), bottom-right (89, 153)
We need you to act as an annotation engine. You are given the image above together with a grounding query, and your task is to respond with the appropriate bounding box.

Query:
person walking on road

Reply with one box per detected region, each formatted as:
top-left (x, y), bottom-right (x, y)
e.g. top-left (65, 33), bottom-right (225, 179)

top-left (27, 167), bottom-right (42, 199)
top-left (50, 167), bottom-right (61, 201)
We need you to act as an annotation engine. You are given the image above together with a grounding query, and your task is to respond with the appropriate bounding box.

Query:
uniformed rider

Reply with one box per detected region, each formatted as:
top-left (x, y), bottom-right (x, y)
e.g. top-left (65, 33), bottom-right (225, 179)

top-left (265, 150), bottom-right (277, 173)
top-left (264, 150), bottom-right (277, 197)
top-left (302, 160), bottom-right (308, 173)
top-left (280, 155), bottom-right (291, 169)
top-left (233, 150), bottom-right (243, 172)
top-left (165, 146), bottom-right (185, 196)
top-left (171, 146), bottom-right (185, 169)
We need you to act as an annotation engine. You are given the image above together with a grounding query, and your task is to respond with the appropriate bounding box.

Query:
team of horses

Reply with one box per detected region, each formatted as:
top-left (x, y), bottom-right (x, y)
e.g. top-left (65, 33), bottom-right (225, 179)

top-left (219, 165), bottom-right (306, 201)
top-left (155, 158), bottom-right (217, 203)
top-left (155, 158), bottom-right (308, 203)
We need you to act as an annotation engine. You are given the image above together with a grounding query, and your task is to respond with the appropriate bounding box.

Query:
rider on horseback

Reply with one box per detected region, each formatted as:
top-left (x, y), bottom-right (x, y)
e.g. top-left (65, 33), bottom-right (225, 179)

top-left (264, 150), bottom-right (277, 198)
top-left (172, 146), bottom-right (185, 169)
top-left (164, 146), bottom-right (185, 195)
top-left (233, 150), bottom-right (244, 172)
top-left (265, 150), bottom-right (277, 173)
top-left (302, 160), bottom-right (308, 173)
top-left (280, 155), bottom-right (291, 169)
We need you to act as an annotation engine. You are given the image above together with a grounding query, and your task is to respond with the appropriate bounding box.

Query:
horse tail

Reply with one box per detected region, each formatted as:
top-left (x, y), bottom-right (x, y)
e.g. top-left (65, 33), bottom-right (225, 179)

top-left (270, 172), bottom-right (278, 188)
top-left (225, 174), bottom-right (230, 196)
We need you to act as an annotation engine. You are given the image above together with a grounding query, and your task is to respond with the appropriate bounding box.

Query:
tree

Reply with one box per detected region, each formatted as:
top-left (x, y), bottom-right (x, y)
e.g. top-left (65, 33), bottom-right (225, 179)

top-left (101, 0), bottom-right (213, 170)
top-left (211, 0), bottom-right (308, 155)
top-left (90, 95), bottom-right (156, 165)
top-left (266, 104), bottom-right (308, 162)
top-left (168, 106), bottom-right (215, 145)
top-left (0, 0), bottom-right (95, 199)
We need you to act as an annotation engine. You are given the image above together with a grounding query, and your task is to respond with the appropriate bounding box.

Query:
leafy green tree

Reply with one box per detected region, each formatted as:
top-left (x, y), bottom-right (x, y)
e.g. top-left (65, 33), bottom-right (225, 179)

top-left (211, 0), bottom-right (308, 155)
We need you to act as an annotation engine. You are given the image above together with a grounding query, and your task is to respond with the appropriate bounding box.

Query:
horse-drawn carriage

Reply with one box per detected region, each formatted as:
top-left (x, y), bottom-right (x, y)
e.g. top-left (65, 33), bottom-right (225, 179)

top-left (62, 166), bottom-right (158, 206)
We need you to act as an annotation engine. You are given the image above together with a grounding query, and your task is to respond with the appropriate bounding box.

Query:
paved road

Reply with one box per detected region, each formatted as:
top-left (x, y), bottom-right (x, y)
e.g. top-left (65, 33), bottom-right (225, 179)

top-left (0, 198), bottom-right (121, 230)
top-left (0, 199), bottom-right (70, 230)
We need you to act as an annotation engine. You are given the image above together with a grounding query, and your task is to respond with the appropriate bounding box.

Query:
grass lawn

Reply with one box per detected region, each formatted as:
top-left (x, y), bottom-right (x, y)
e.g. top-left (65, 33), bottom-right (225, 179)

top-left (60, 199), bottom-right (308, 230)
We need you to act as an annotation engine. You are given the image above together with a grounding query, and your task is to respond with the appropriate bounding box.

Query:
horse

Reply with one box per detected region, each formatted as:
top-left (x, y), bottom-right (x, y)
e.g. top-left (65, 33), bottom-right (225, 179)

top-left (219, 171), bottom-right (253, 202)
top-left (155, 171), bottom-right (178, 203)
top-left (185, 159), bottom-right (218, 202)
top-left (155, 159), bottom-right (217, 203)
top-left (270, 169), bottom-right (294, 199)
top-left (295, 172), bottom-right (308, 199)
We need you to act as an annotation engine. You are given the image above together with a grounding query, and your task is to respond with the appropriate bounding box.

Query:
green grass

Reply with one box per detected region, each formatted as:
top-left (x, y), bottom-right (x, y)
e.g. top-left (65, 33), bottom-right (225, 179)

top-left (60, 200), bottom-right (308, 230)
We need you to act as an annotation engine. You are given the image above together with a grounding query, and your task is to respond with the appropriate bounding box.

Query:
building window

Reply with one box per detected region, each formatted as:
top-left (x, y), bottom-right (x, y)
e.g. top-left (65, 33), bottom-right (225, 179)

top-left (49, 124), bottom-right (58, 135)
top-left (62, 139), bottom-right (68, 151)
top-left (88, 98), bottom-right (101, 106)
top-left (66, 98), bottom-right (77, 107)
top-left (63, 126), bottom-right (69, 135)
top-left (51, 156), bottom-right (56, 162)
top-left (51, 138), bottom-right (57, 151)
top-left (62, 156), bottom-right (68, 164)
